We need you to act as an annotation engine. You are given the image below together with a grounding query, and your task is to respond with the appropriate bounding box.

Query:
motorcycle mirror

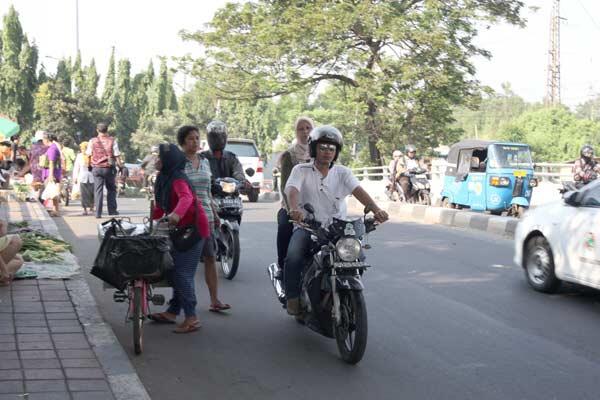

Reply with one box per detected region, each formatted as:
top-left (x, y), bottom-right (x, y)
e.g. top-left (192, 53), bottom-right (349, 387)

top-left (245, 168), bottom-right (255, 177)
top-left (303, 203), bottom-right (315, 214)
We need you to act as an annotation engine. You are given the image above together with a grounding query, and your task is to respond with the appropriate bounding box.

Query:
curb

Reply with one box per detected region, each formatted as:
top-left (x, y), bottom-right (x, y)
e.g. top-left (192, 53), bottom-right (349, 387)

top-left (26, 201), bottom-right (151, 400)
top-left (348, 197), bottom-right (519, 239)
top-left (259, 192), bottom-right (280, 202)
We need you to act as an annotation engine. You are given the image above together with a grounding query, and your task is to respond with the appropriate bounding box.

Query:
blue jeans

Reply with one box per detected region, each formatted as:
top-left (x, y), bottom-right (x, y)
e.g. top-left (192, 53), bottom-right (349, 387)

top-left (284, 229), bottom-right (313, 299)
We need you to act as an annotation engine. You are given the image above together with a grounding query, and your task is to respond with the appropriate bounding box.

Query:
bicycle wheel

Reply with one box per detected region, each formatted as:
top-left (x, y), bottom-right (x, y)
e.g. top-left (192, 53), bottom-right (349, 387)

top-left (132, 286), bottom-right (143, 355)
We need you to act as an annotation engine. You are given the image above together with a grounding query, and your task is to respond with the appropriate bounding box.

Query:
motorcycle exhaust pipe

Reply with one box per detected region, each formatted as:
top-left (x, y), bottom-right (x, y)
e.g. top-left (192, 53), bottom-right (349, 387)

top-left (267, 263), bottom-right (286, 304)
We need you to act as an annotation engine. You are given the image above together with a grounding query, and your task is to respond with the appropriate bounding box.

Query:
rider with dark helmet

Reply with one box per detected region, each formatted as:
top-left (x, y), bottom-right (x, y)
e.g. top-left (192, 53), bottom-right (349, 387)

top-left (284, 125), bottom-right (389, 316)
top-left (573, 144), bottom-right (600, 187)
top-left (200, 120), bottom-right (249, 187)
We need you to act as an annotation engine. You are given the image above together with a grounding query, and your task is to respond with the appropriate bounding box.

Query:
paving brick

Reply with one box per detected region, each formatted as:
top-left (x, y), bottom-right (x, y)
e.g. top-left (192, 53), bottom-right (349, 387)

top-left (16, 327), bottom-right (48, 334)
top-left (67, 379), bottom-right (110, 391)
top-left (49, 325), bottom-right (83, 333)
top-left (18, 341), bottom-right (54, 351)
top-left (51, 333), bottom-right (86, 341)
top-left (0, 380), bottom-right (23, 394)
top-left (0, 327), bottom-right (14, 335)
top-left (25, 379), bottom-right (67, 392)
top-left (0, 351), bottom-right (18, 360)
top-left (0, 394), bottom-right (24, 400)
top-left (57, 349), bottom-right (95, 359)
top-left (24, 369), bottom-right (64, 380)
top-left (0, 336), bottom-right (14, 344)
top-left (54, 340), bottom-right (89, 350)
top-left (0, 306), bottom-right (13, 313)
top-left (48, 319), bottom-right (80, 327)
top-left (0, 359), bottom-right (19, 370)
top-left (19, 350), bottom-right (57, 359)
top-left (0, 313), bottom-right (11, 321)
top-left (15, 320), bottom-right (48, 328)
top-left (71, 391), bottom-right (114, 400)
top-left (12, 295), bottom-right (41, 302)
top-left (64, 368), bottom-right (105, 379)
top-left (21, 358), bottom-right (61, 369)
top-left (26, 392), bottom-right (70, 400)
top-left (17, 333), bottom-right (51, 342)
top-left (14, 313), bottom-right (44, 320)
top-left (13, 302), bottom-right (43, 313)
top-left (0, 370), bottom-right (22, 380)
top-left (0, 342), bottom-right (16, 351)
top-left (60, 358), bottom-right (100, 368)
top-left (46, 312), bottom-right (77, 320)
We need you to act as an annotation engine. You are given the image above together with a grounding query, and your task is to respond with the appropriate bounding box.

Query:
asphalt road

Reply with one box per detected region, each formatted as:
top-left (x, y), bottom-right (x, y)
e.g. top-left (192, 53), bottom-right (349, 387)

top-left (55, 197), bottom-right (600, 400)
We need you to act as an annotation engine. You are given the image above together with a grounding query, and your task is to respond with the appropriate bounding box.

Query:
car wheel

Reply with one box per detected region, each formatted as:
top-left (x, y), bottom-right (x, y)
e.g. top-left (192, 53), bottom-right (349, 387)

top-left (524, 236), bottom-right (561, 293)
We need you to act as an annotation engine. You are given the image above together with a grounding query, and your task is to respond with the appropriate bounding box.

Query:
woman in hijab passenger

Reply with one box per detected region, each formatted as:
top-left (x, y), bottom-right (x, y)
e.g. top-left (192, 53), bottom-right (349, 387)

top-left (149, 143), bottom-right (210, 333)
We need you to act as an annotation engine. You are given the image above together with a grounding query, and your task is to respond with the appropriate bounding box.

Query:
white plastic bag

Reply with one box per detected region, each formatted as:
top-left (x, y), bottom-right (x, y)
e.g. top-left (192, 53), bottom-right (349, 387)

top-left (71, 182), bottom-right (81, 200)
top-left (41, 182), bottom-right (60, 200)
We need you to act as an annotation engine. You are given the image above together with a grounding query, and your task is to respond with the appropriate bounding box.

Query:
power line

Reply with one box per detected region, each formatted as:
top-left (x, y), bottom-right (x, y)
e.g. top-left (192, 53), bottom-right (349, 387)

top-left (575, 0), bottom-right (600, 31)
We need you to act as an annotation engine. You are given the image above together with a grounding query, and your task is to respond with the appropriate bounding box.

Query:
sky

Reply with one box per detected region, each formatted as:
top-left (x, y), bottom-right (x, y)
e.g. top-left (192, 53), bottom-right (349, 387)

top-left (1, 0), bottom-right (599, 108)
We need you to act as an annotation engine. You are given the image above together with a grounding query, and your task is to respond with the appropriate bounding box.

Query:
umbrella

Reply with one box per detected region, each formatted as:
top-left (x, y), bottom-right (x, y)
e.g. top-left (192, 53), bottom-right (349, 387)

top-left (0, 117), bottom-right (20, 139)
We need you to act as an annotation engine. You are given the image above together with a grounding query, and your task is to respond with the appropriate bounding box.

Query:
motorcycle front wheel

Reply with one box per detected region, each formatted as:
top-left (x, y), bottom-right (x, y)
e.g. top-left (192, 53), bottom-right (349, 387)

top-left (219, 228), bottom-right (240, 280)
top-left (420, 191), bottom-right (431, 206)
top-left (334, 290), bottom-right (368, 364)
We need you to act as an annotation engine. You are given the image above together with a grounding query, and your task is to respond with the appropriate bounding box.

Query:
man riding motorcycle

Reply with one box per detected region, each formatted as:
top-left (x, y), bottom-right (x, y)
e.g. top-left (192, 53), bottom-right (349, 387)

top-left (200, 120), bottom-right (250, 190)
top-left (284, 125), bottom-right (389, 316)
top-left (573, 144), bottom-right (600, 188)
top-left (396, 145), bottom-right (426, 199)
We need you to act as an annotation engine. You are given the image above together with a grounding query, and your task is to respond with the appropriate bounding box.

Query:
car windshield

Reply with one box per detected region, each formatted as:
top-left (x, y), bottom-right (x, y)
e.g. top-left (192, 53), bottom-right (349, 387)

top-left (488, 144), bottom-right (533, 169)
top-left (225, 142), bottom-right (259, 157)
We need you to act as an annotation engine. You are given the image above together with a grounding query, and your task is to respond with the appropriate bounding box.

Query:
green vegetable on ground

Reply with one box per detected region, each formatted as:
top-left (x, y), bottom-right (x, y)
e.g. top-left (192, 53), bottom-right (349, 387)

top-left (19, 231), bottom-right (72, 263)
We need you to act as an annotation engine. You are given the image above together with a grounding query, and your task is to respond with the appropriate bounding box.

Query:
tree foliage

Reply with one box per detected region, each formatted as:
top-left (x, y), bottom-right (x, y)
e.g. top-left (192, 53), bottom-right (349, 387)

top-left (181, 0), bottom-right (526, 164)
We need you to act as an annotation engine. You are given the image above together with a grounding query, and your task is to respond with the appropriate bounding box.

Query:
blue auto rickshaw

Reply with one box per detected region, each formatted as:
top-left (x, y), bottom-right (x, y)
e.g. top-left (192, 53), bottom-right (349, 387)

top-left (440, 140), bottom-right (537, 217)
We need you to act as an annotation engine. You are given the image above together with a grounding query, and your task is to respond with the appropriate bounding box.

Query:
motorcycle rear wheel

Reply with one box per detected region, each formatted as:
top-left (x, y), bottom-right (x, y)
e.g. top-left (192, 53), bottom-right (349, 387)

top-left (219, 228), bottom-right (240, 280)
top-left (334, 291), bottom-right (368, 365)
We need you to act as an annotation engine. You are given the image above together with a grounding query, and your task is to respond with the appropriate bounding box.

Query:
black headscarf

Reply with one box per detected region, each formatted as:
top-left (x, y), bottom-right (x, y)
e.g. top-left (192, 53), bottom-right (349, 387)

top-left (154, 143), bottom-right (191, 212)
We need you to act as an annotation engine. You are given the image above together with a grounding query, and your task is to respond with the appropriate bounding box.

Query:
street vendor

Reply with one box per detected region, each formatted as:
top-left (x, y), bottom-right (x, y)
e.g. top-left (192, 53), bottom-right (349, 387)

top-left (0, 220), bottom-right (23, 285)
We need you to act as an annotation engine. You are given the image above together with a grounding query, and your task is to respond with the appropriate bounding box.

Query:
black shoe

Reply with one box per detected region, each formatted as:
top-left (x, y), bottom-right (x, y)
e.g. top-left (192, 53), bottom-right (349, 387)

top-left (108, 211), bottom-right (119, 217)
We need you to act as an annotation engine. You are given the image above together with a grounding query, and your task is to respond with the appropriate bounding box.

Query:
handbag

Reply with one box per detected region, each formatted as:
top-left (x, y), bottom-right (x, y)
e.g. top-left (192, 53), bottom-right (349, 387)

top-left (169, 197), bottom-right (202, 252)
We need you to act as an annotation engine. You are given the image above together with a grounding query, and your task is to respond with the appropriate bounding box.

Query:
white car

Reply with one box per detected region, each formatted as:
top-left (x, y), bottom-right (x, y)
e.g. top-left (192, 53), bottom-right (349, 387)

top-left (514, 180), bottom-right (600, 293)
top-left (224, 138), bottom-right (264, 202)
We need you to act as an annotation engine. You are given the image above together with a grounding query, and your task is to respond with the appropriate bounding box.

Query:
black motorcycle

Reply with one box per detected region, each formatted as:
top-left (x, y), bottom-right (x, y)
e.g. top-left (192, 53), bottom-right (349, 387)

top-left (393, 168), bottom-right (431, 205)
top-left (267, 204), bottom-right (379, 364)
top-left (213, 177), bottom-right (243, 280)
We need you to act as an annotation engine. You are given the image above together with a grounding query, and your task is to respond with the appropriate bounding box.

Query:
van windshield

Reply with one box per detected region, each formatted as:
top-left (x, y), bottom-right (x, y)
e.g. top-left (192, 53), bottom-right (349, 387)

top-left (489, 144), bottom-right (533, 169)
top-left (225, 142), bottom-right (259, 157)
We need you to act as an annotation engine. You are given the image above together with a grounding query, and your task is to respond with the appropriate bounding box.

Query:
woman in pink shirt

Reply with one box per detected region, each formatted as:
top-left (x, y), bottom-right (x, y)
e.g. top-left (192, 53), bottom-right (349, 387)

top-left (149, 143), bottom-right (210, 333)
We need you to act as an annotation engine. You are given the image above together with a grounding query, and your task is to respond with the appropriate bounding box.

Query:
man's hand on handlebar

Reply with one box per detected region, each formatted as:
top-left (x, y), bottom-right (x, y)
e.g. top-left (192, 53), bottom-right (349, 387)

top-left (371, 207), bottom-right (389, 223)
top-left (289, 209), bottom-right (304, 222)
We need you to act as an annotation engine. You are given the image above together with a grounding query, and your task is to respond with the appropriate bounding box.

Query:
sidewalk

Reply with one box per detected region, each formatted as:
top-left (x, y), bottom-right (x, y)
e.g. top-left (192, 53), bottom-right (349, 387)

top-left (0, 199), bottom-right (150, 400)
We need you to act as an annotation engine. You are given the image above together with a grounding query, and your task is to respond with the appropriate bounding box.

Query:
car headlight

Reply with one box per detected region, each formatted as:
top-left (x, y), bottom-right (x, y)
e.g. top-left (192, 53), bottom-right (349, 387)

top-left (336, 238), bottom-right (361, 262)
top-left (220, 181), bottom-right (236, 194)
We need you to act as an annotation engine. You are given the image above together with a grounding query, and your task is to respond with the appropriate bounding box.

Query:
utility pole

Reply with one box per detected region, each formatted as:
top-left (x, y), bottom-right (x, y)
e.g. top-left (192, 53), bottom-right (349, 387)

top-left (75, 0), bottom-right (80, 54)
top-left (545, 0), bottom-right (564, 106)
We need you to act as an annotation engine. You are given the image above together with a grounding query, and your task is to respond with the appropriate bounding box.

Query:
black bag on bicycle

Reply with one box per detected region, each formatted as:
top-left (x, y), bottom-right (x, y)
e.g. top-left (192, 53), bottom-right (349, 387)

top-left (91, 219), bottom-right (128, 291)
top-left (109, 235), bottom-right (173, 282)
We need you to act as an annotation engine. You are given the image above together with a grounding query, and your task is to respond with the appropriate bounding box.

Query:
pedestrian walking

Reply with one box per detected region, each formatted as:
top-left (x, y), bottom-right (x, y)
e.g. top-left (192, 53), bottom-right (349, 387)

top-left (26, 131), bottom-right (48, 201)
top-left (148, 143), bottom-right (210, 333)
top-left (86, 122), bottom-right (122, 218)
top-left (40, 132), bottom-right (62, 217)
top-left (72, 141), bottom-right (95, 216)
top-left (177, 125), bottom-right (231, 312)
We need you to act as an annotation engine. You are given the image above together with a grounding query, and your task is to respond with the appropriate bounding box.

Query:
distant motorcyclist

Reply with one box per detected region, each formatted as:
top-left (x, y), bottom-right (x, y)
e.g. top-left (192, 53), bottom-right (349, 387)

top-left (141, 145), bottom-right (159, 187)
top-left (397, 145), bottom-right (426, 198)
top-left (284, 125), bottom-right (388, 315)
top-left (200, 120), bottom-right (251, 190)
top-left (573, 144), bottom-right (600, 188)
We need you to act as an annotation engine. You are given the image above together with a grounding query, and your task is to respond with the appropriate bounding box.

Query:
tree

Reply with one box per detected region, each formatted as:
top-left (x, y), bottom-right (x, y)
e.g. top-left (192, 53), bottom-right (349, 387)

top-left (130, 110), bottom-right (184, 157)
top-left (498, 107), bottom-right (600, 162)
top-left (83, 58), bottom-right (99, 98)
top-left (33, 81), bottom-right (76, 137)
top-left (102, 48), bottom-right (117, 114)
top-left (54, 59), bottom-right (71, 94)
top-left (114, 59), bottom-right (137, 159)
top-left (17, 35), bottom-right (38, 128)
top-left (576, 95), bottom-right (600, 122)
top-left (147, 58), bottom-right (169, 116)
top-left (181, 0), bottom-right (525, 164)
top-left (72, 51), bottom-right (85, 95)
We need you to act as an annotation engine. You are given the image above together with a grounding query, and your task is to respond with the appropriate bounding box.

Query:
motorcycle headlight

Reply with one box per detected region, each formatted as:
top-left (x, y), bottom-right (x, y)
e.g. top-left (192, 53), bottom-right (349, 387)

top-left (336, 238), bottom-right (361, 262)
top-left (220, 181), bottom-right (236, 194)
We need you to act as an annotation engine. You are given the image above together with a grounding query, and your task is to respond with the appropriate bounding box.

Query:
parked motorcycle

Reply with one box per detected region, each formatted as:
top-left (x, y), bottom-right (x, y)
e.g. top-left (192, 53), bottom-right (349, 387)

top-left (267, 203), bottom-right (379, 364)
top-left (212, 177), bottom-right (243, 280)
